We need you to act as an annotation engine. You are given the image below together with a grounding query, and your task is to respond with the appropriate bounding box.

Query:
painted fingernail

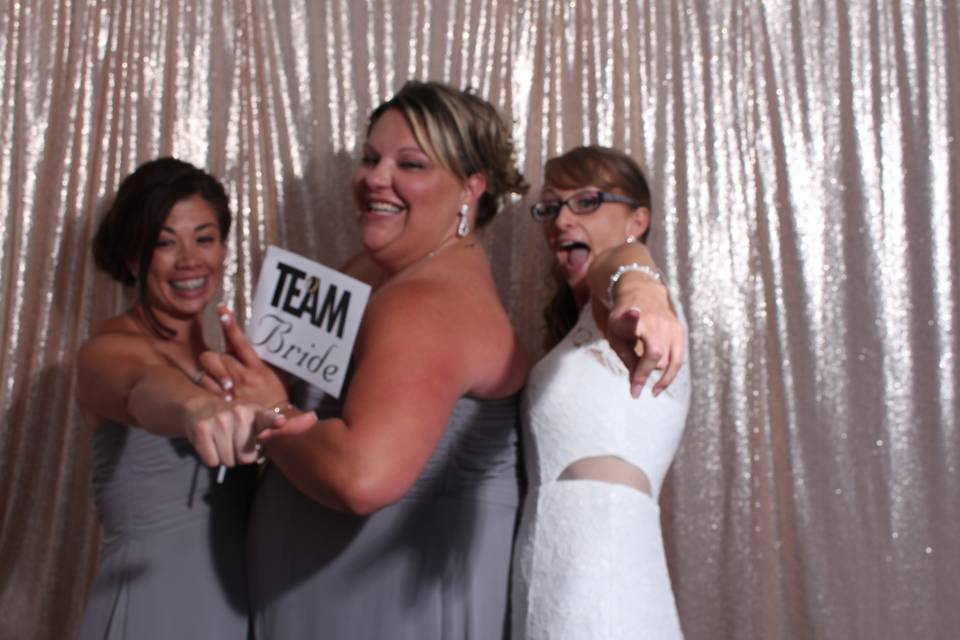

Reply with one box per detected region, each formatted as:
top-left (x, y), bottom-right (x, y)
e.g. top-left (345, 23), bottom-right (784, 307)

top-left (631, 384), bottom-right (641, 398)
top-left (222, 379), bottom-right (234, 390)
top-left (219, 313), bottom-right (231, 325)
top-left (224, 394), bottom-right (234, 403)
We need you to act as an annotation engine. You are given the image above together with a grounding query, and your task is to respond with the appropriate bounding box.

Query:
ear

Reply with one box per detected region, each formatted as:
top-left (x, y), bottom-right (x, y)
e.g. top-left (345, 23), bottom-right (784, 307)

top-left (626, 206), bottom-right (650, 241)
top-left (126, 258), bottom-right (139, 284)
top-left (462, 172), bottom-right (488, 205)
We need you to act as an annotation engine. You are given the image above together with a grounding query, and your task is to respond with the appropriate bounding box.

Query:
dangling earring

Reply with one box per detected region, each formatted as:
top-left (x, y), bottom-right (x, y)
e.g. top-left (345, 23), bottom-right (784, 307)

top-left (457, 204), bottom-right (470, 237)
top-left (625, 235), bottom-right (637, 244)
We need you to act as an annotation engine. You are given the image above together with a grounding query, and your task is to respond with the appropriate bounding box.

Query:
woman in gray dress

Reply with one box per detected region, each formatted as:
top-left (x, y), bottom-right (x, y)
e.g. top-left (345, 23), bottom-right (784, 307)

top-left (75, 158), bottom-right (298, 639)
top-left (202, 81), bottom-right (530, 639)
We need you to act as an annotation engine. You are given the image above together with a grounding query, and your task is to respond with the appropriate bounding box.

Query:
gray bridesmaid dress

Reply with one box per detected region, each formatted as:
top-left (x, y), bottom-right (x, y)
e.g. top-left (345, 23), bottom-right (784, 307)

top-left (248, 394), bottom-right (521, 640)
top-left (78, 423), bottom-right (255, 639)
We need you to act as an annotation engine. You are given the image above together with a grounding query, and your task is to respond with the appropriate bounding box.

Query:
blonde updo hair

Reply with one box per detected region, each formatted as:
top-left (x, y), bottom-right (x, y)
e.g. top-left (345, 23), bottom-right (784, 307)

top-left (366, 80), bottom-right (529, 227)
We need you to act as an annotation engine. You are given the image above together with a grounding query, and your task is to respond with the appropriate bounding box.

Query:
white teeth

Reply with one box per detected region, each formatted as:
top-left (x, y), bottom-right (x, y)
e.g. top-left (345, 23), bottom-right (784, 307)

top-left (367, 201), bottom-right (403, 214)
top-left (171, 277), bottom-right (206, 291)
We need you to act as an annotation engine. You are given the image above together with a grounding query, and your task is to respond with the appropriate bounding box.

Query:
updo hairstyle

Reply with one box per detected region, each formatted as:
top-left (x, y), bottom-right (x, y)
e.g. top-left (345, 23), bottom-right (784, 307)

top-left (92, 157), bottom-right (231, 337)
top-left (366, 80), bottom-right (529, 227)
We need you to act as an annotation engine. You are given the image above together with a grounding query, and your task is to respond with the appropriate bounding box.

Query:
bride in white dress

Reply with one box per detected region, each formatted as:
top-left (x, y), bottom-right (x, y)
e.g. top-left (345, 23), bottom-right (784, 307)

top-left (512, 146), bottom-right (690, 639)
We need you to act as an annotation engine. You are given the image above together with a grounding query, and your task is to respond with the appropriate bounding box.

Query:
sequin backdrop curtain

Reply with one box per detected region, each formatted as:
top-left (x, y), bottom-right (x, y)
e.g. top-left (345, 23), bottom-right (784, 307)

top-left (1, 0), bottom-right (957, 638)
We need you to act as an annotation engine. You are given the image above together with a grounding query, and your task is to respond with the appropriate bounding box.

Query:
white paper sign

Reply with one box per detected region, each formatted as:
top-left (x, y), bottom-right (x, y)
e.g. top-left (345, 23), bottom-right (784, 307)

top-left (248, 246), bottom-right (371, 398)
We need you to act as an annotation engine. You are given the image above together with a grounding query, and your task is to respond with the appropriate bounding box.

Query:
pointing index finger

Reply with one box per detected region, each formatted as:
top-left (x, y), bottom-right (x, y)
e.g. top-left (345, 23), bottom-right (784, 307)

top-left (218, 305), bottom-right (262, 367)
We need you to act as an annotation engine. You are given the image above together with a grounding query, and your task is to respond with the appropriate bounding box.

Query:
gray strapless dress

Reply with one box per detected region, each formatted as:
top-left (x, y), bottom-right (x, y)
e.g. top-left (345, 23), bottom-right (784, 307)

top-left (248, 394), bottom-right (521, 640)
top-left (78, 423), bottom-right (256, 639)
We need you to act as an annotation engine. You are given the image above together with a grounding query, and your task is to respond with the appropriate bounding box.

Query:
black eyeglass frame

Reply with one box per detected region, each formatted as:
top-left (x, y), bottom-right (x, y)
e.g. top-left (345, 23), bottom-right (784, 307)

top-left (529, 190), bottom-right (641, 222)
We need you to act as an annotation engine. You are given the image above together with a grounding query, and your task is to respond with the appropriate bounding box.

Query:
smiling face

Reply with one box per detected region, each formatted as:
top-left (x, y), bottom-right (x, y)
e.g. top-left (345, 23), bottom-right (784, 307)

top-left (351, 108), bottom-right (468, 270)
top-left (139, 195), bottom-right (225, 324)
top-left (541, 184), bottom-right (647, 304)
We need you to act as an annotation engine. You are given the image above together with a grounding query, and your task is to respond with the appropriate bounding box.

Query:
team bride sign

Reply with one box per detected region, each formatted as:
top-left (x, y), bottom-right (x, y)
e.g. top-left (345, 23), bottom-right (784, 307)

top-left (248, 246), bottom-right (371, 398)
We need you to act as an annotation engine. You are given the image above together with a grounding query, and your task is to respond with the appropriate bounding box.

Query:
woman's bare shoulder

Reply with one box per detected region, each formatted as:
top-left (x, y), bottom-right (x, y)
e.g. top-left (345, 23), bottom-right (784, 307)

top-left (340, 250), bottom-right (384, 286)
top-left (75, 314), bottom-right (168, 428)
top-left (370, 252), bottom-right (528, 397)
top-left (77, 314), bottom-right (163, 371)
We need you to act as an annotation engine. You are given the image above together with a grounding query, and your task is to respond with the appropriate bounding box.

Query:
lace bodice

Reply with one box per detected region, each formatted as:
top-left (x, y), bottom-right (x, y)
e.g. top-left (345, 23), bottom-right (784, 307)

top-left (521, 300), bottom-right (691, 498)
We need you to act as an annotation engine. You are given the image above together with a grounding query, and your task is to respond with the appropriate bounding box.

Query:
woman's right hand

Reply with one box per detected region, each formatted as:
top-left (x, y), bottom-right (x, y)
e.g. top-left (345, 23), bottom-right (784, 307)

top-left (182, 396), bottom-right (263, 468)
top-left (605, 302), bottom-right (684, 398)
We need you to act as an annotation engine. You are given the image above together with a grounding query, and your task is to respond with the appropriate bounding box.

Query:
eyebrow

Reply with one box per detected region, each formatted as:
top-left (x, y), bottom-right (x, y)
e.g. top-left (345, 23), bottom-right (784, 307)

top-left (160, 222), bottom-right (217, 233)
top-left (362, 143), bottom-right (427, 155)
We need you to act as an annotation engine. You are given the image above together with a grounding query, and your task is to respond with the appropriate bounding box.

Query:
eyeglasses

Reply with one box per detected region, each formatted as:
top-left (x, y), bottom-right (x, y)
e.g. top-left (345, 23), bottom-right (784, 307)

top-left (529, 190), bottom-right (640, 222)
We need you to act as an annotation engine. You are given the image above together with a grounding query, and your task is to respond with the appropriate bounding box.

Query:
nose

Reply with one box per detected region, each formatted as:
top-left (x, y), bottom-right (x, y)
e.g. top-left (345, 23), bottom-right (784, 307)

top-left (553, 202), bottom-right (578, 228)
top-left (543, 206), bottom-right (572, 242)
top-left (175, 241), bottom-right (200, 267)
top-left (363, 158), bottom-right (391, 189)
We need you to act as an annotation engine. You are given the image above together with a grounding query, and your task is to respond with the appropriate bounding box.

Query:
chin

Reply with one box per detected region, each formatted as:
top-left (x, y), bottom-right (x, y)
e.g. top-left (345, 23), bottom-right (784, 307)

top-left (158, 288), bottom-right (215, 319)
top-left (169, 300), bottom-right (210, 319)
top-left (360, 224), bottom-right (399, 255)
top-left (559, 265), bottom-right (588, 290)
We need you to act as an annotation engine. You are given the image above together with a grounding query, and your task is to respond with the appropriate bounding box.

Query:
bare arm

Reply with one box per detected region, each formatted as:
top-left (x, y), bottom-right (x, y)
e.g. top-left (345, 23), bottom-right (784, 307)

top-left (587, 243), bottom-right (685, 397)
top-left (76, 333), bottom-right (265, 467)
top-left (213, 275), bottom-right (514, 515)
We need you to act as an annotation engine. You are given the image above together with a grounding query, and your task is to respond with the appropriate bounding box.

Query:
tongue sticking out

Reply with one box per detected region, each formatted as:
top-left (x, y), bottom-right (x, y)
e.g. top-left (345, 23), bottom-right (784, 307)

top-left (566, 246), bottom-right (590, 270)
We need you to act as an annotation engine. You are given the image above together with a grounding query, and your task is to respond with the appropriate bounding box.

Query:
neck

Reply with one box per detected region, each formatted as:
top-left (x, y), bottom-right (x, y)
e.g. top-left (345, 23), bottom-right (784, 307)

top-left (573, 284), bottom-right (590, 309)
top-left (132, 305), bottom-right (205, 348)
top-left (384, 234), bottom-right (476, 277)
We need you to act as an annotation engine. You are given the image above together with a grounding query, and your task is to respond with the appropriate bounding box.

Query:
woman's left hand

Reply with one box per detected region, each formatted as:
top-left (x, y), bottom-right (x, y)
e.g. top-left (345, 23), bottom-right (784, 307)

top-left (198, 305), bottom-right (318, 440)
top-left (198, 305), bottom-right (290, 408)
top-left (606, 304), bottom-right (684, 398)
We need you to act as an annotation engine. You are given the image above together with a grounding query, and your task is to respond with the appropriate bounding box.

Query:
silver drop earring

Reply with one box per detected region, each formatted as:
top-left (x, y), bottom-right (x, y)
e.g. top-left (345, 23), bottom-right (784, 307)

top-left (457, 204), bottom-right (470, 237)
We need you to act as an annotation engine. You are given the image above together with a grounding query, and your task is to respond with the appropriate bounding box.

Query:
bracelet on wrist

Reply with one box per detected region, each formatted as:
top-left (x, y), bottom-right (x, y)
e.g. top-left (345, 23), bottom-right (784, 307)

top-left (606, 263), bottom-right (665, 308)
top-left (269, 402), bottom-right (298, 418)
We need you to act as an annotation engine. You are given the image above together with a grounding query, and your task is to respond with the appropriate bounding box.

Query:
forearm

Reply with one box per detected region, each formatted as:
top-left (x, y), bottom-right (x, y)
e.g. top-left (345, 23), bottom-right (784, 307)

top-left (127, 366), bottom-right (218, 437)
top-left (588, 244), bottom-right (673, 315)
top-left (263, 415), bottom-right (405, 515)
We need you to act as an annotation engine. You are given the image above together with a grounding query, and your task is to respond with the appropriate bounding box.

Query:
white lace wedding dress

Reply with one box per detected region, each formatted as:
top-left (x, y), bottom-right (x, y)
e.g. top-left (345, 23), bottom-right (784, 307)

top-left (512, 301), bottom-right (690, 639)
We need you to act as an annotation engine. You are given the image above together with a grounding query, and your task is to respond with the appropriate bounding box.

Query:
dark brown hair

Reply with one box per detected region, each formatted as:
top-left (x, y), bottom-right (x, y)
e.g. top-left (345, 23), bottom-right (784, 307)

top-left (367, 81), bottom-right (529, 227)
top-left (541, 146), bottom-right (653, 349)
top-left (92, 157), bottom-right (231, 338)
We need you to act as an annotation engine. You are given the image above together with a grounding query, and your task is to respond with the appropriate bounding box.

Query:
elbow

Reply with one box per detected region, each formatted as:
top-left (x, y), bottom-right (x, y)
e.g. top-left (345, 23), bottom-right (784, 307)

top-left (335, 475), bottom-right (407, 516)
top-left (292, 466), bottom-right (408, 517)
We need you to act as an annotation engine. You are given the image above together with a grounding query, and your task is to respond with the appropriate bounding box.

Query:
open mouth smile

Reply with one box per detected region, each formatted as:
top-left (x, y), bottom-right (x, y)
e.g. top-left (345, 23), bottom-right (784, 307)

top-left (364, 199), bottom-right (405, 216)
top-left (169, 277), bottom-right (208, 292)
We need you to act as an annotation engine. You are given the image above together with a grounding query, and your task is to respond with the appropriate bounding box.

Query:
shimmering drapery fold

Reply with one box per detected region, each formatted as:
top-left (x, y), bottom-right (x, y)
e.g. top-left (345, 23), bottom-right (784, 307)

top-left (0, 1), bottom-right (956, 638)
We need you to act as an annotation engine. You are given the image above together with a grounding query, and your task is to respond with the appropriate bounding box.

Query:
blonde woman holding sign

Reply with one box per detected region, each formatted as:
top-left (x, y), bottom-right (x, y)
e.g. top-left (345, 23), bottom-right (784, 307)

top-left (203, 82), bottom-right (529, 639)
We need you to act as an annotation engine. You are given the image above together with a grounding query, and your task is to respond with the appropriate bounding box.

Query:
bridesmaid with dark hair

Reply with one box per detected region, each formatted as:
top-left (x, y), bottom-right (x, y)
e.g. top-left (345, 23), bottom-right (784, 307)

top-left (76, 158), bottom-right (304, 639)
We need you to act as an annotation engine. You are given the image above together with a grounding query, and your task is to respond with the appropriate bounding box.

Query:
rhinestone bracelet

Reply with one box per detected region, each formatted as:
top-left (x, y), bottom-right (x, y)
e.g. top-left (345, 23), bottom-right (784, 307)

top-left (606, 263), bottom-right (664, 308)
